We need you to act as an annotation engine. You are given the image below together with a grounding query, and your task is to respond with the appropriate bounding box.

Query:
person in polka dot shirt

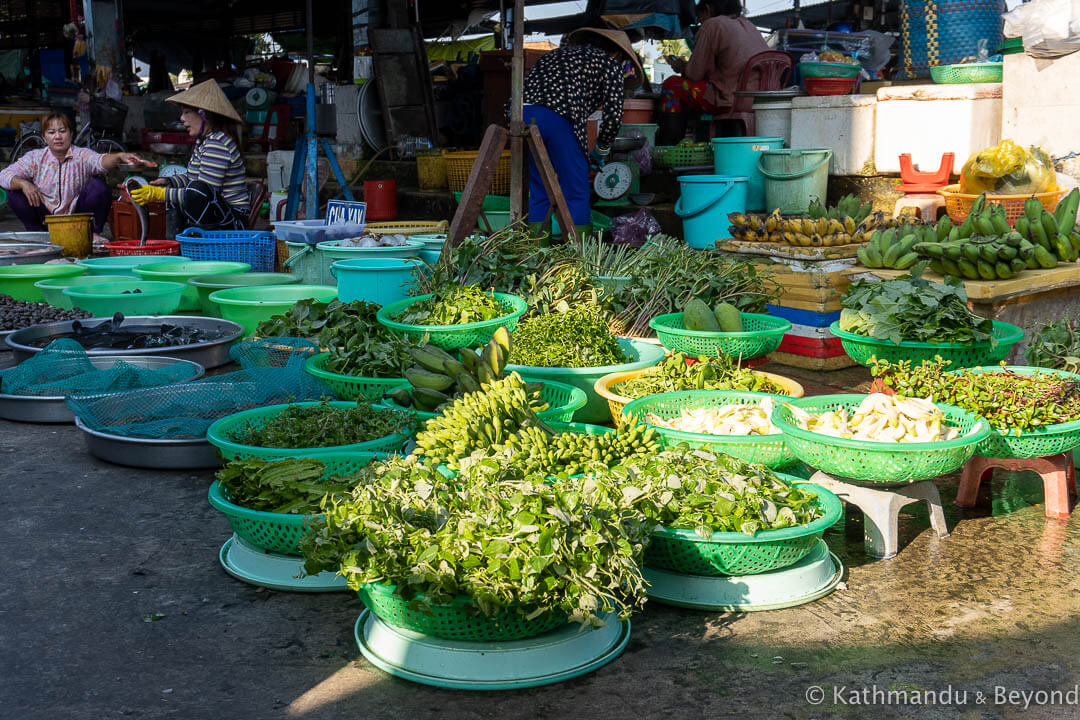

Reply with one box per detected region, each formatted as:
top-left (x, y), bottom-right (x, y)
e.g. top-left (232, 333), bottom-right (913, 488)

top-left (515, 28), bottom-right (644, 240)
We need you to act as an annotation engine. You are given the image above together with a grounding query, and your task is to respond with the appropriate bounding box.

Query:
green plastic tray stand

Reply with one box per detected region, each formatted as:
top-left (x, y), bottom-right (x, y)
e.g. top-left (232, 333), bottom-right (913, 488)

top-left (808, 471), bottom-right (949, 559)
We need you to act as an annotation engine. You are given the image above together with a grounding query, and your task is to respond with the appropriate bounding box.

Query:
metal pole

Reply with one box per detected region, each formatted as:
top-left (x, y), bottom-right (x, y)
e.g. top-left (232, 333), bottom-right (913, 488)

top-left (304, 0), bottom-right (318, 218)
top-left (509, 0), bottom-right (525, 223)
top-left (306, 0), bottom-right (315, 84)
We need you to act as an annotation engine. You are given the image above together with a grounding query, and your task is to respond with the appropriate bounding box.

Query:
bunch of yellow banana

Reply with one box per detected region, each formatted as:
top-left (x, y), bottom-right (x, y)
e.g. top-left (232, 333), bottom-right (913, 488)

top-left (786, 393), bottom-right (963, 443)
top-left (728, 207), bottom-right (897, 247)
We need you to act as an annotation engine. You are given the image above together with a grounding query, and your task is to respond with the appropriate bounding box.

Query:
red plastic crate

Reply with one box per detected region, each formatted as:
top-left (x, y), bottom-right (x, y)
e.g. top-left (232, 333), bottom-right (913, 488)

top-left (104, 239), bottom-right (181, 256)
top-left (804, 77), bottom-right (857, 96)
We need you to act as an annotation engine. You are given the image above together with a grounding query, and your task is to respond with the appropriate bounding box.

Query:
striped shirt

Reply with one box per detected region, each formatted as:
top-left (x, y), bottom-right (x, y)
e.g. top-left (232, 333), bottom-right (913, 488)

top-left (0, 146), bottom-right (106, 215)
top-left (166, 130), bottom-right (248, 213)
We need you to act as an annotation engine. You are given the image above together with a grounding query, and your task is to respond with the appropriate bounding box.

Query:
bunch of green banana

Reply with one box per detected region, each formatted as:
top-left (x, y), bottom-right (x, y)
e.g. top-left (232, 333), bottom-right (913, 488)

top-left (1012, 189), bottom-right (1080, 265)
top-left (808, 194), bottom-right (874, 223)
top-left (385, 326), bottom-right (547, 413)
top-left (856, 218), bottom-right (945, 269)
top-left (499, 416), bottom-right (661, 477)
top-left (412, 373), bottom-right (545, 469)
top-left (914, 231), bottom-right (1036, 280)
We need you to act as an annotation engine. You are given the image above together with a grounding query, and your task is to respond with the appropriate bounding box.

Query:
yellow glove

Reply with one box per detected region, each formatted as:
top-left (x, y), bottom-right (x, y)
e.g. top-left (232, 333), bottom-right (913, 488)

top-left (130, 185), bottom-right (166, 206)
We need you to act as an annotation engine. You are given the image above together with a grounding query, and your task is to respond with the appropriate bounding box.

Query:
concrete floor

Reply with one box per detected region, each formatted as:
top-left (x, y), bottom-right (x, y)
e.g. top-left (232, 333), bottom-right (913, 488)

top-left (2, 352), bottom-right (1080, 720)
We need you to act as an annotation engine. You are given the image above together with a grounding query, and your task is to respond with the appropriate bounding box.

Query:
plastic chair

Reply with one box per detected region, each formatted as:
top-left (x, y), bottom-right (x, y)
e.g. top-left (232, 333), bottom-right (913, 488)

top-left (245, 180), bottom-right (267, 230)
top-left (706, 51), bottom-right (794, 138)
top-left (247, 104), bottom-right (292, 153)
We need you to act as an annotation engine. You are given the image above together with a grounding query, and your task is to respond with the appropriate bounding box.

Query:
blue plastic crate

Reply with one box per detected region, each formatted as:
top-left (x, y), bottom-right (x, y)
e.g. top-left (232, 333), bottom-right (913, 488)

top-left (177, 228), bottom-right (277, 272)
top-left (767, 305), bottom-right (841, 328)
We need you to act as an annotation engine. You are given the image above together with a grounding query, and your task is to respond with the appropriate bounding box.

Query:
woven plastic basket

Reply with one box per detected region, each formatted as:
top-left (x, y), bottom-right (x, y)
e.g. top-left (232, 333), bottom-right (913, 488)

top-left (358, 582), bottom-right (565, 641)
top-left (938, 184), bottom-right (1068, 226)
top-left (379, 378), bottom-right (588, 424)
top-left (177, 228), bottom-right (277, 272)
top-left (206, 401), bottom-right (413, 461)
top-left (653, 143), bottom-right (713, 169)
top-left (947, 366), bottom-right (1080, 459)
top-left (930, 62), bottom-right (1003, 84)
top-left (206, 452), bottom-right (378, 555)
top-left (104, 239), bottom-right (181, 257)
top-left (376, 292), bottom-right (527, 350)
top-left (445, 150), bottom-right (511, 195)
top-left (365, 221), bottom-right (448, 236)
top-left (650, 312), bottom-right (791, 360)
top-left (643, 479), bottom-right (842, 576)
top-left (595, 366), bottom-right (805, 425)
top-left (830, 320), bottom-right (1024, 369)
top-left (303, 353), bottom-right (411, 401)
top-left (772, 394), bottom-right (991, 485)
top-left (622, 390), bottom-right (797, 469)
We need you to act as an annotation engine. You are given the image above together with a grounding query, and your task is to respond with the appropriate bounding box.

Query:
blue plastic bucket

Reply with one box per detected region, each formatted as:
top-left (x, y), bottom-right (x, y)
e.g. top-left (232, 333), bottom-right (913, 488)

top-left (711, 136), bottom-right (784, 212)
top-left (330, 258), bottom-right (419, 306)
top-left (674, 175), bottom-right (749, 250)
top-left (418, 248), bottom-right (442, 265)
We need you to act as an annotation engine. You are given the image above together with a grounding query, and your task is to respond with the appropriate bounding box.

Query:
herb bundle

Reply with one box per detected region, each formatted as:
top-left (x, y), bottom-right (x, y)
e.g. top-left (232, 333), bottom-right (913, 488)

top-left (1025, 315), bottom-right (1080, 373)
top-left (509, 304), bottom-right (629, 367)
top-left (216, 457), bottom-right (367, 514)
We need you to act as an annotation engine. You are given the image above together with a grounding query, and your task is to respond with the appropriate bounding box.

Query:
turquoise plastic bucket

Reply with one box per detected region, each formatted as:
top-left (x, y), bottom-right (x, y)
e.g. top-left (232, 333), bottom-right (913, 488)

top-left (418, 249), bottom-right (442, 265)
top-left (674, 175), bottom-right (748, 250)
top-left (758, 148), bottom-right (833, 215)
top-left (711, 136), bottom-right (784, 212)
top-left (331, 258), bottom-right (420, 306)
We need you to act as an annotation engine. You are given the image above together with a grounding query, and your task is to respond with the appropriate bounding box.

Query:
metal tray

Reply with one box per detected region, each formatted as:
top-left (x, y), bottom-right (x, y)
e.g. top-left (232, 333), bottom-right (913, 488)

top-left (0, 242), bottom-right (64, 266)
top-left (5, 316), bottom-right (244, 368)
top-left (0, 355), bottom-right (205, 423)
top-left (74, 416), bottom-right (221, 469)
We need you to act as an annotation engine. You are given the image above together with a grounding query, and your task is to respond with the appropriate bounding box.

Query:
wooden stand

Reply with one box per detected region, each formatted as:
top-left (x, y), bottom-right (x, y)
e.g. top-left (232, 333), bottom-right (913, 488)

top-left (957, 453), bottom-right (1076, 520)
top-left (447, 123), bottom-right (578, 247)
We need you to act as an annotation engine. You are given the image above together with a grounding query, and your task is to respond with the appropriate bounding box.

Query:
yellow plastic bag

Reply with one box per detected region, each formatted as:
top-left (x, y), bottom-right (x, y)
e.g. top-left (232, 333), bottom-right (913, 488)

top-left (960, 140), bottom-right (1056, 195)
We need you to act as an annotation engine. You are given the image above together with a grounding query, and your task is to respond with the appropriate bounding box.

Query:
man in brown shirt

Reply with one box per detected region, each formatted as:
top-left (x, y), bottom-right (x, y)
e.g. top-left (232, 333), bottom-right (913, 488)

top-left (659, 0), bottom-right (768, 140)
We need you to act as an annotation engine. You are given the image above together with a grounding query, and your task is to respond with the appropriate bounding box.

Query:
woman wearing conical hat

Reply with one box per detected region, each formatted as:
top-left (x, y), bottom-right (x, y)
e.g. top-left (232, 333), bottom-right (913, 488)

top-left (130, 80), bottom-right (249, 230)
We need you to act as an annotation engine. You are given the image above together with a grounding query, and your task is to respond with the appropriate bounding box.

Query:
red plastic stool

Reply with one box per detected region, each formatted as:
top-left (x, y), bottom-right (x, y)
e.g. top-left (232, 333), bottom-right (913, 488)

top-left (956, 453), bottom-right (1077, 520)
top-left (897, 152), bottom-right (955, 194)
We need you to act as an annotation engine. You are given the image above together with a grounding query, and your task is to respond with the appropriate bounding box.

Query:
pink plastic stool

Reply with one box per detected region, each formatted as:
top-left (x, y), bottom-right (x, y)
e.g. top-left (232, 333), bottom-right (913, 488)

top-left (957, 453), bottom-right (1077, 520)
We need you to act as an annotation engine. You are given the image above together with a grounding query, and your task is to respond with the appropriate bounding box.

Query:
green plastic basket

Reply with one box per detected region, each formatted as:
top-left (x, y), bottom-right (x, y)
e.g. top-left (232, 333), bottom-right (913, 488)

top-left (930, 62), bottom-right (1003, 84)
top-left (948, 366), bottom-right (1080, 459)
top-left (206, 401), bottom-right (413, 461)
top-left (622, 390), bottom-right (796, 469)
top-left (379, 378), bottom-right (588, 424)
top-left (209, 284), bottom-right (339, 335)
top-left (830, 320), bottom-right (1024, 369)
top-left (304, 352), bottom-right (411, 402)
top-left (798, 61), bottom-right (862, 79)
top-left (358, 582), bottom-right (566, 642)
top-left (650, 312), bottom-right (791, 360)
top-left (772, 394), bottom-right (991, 485)
top-left (376, 292), bottom-right (527, 350)
top-left (206, 452), bottom-right (378, 555)
top-left (652, 143), bottom-right (713, 169)
top-left (63, 279), bottom-right (186, 316)
top-left (643, 479), bottom-right (842, 576)
top-left (0, 263), bottom-right (87, 302)
top-left (76, 254), bottom-right (191, 277)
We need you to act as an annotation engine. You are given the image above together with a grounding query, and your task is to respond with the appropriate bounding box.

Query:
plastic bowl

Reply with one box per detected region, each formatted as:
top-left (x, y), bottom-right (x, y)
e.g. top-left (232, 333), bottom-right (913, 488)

top-left (504, 338), bottom-right (668, 424)
top-left (134, 261), bottom-right (250, 312)
top-left (410, 233), bottom-right (447, 250)
top-left (34, 274), bottom-right (132, 309)
top-left (188, 272), bottom-right (302, 317)
top-left (76, 254), bottom-right (191, 277)
top-left (208, 284), bottom-right (338, 335)
top-left (0, 263), bottom-right (87, 302)
top-left (62, 279), bottom-right (187, 316)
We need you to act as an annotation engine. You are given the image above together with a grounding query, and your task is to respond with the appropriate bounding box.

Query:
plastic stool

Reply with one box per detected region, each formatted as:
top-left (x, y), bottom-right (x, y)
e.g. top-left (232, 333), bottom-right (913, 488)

top-left (957, 453), bottom-right (1076, 520)
top-left (897, 152), bottom-right (954, 192)
top-left (809, 471), bottom-right (950, 559)
top-left (893, 193), bottom-right (946, 221)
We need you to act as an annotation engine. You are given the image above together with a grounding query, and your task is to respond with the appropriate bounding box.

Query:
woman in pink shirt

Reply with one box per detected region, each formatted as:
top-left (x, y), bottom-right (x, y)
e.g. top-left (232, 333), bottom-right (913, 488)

top-left (0, 112), bottom-right (151, 237)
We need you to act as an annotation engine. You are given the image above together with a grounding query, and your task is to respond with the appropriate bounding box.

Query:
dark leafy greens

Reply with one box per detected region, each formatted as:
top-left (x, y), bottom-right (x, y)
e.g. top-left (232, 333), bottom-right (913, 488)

top-left (509, 304), bottom-right (629, 367)
top-left (614, 352), bottom-right (786, 399)
top-left (216, 457), bottom-right (368, 514)
top-left (1025, 315), bottom-right (1080, 373)
top-left (839, 267), bottom-right (993, 345)
top-left (396, 286), bottom-right (503, 325)
top-left (236, 402), bottom-right (413, 448)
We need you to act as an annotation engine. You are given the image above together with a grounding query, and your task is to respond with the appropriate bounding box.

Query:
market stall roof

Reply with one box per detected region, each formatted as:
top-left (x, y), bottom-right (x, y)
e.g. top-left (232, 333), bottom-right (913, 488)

top-left (748, 0), bottom-right (900, 31)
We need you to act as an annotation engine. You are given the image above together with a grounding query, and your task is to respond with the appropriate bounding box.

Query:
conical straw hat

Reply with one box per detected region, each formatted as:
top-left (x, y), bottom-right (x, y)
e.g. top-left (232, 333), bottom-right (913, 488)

top-left (565, 28), bottom-right (645, 88)
top-left (166, 80), bottom-right (242, 122)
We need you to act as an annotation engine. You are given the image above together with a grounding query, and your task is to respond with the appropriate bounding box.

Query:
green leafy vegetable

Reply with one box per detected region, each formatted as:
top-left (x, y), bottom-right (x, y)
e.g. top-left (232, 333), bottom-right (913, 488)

top-left (1025, 315), bottom-right (1080, 373)
top-left (216, 457), bottom-right (367, 514)
top-left (236, 402), bottom-right (413, 449)
top-left (610, 447), bottom-right (825, 537)
top-left (614, 352), bottom-right (787, 399)
top-left (509, 305), bottom-right (628, 367)
top-left (839, 267), bottom-right (993, 345)
top-left (299, 455), bottom-right (652, 625)
top-left (396, 286), bottom-right (503, 325)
